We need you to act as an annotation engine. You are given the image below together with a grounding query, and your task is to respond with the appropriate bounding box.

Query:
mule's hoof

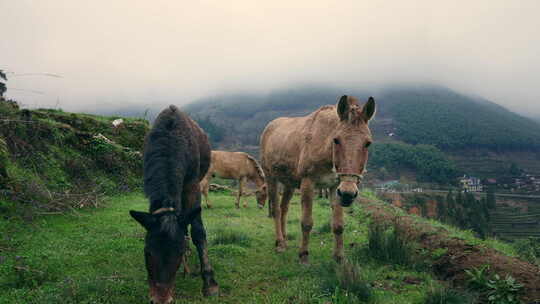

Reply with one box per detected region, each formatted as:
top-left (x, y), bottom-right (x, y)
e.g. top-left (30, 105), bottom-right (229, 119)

top-left (203, 284), bottom-right (219, 297)
top-left (299, 251), bottom-right (309, 264)
top-left (275, 240), bottom-right (287, 253)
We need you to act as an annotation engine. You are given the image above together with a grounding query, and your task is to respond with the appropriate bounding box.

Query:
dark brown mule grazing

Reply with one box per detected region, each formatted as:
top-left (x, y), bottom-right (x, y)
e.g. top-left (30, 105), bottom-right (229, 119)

top-left (260, 95), bottom-right (375, 264)
top-left (129, 105), bottom-right (218, 304)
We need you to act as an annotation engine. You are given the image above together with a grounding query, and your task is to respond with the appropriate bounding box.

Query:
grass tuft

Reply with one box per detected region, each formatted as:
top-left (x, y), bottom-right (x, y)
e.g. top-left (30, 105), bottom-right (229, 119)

top-left (210, 227), bottom-right (252, 247)
top-left (318, 261), bottom-right (373, 303)
top-left (317, 220), bottom-right (332, 234)
top-left (365, 220), bottom-right (420, 269)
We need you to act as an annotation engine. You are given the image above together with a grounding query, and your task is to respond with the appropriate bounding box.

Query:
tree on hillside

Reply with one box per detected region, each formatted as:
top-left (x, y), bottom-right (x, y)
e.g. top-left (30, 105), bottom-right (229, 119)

top-left (437, 198), bottom-right (447, 220)
top-left (193, 115), bottom-right (224, 144)
top-left (486, 187), bottom-right (496, 210)
top-left (456, 191), bottom-right (464, 206)
top-left (509, 162), bottom-right (522, 176)
top-left (446, 190), bottom-right (456, 220)
top-left (0, 70), bottom-right (7, 98)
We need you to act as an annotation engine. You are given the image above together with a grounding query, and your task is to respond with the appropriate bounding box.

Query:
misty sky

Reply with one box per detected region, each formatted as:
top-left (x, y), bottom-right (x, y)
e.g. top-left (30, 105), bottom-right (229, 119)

top-left (1, 0), bottom-right (539, 116)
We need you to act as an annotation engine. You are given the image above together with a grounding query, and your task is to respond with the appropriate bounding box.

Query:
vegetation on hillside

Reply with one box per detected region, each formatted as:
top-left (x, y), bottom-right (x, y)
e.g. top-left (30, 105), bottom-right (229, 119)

top-left (0, 69), bottom-right (7, 98)
top-left (180, 85), bottom-right (540, 183)
top-left (368, 142), bottom-right (460, 184)
top-left (0, 100), bottom-right (148, 213)
top-left (183, 85), bottom-right (540, 152)
top-left (382, 87), bottom-right (540, 151)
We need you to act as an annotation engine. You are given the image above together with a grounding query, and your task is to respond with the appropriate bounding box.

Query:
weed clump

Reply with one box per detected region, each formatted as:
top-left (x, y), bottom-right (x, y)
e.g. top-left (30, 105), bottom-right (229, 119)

top-left (317, 220), bottom-right (332, 234)
top-left (318, 261), bottom-right (373, 303)
top-left (512, 237), bottom-right (540, 266)
top-left (210, 228), bottom-right (252, 247)
top-left (366, 220), bottom-right (419, 268)
top-left (465, 265), bottom-right (524, 304)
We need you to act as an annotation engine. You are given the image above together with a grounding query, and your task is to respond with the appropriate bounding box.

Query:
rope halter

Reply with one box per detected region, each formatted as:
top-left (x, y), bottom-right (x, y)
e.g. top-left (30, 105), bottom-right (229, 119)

top-left (152, 207), bottom-right (175, 215)
top-left (331, 140), bottom-right (366, 184)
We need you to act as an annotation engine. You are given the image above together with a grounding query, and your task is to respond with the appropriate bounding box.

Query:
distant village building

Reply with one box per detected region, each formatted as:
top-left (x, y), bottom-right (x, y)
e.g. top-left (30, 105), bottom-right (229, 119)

top-left (459, 175), bottom-right (483, 192)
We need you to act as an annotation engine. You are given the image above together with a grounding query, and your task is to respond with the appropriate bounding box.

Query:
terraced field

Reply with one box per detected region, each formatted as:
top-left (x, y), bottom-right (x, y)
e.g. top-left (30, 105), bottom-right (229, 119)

top-left (491, 204), bottom-right (540, 240)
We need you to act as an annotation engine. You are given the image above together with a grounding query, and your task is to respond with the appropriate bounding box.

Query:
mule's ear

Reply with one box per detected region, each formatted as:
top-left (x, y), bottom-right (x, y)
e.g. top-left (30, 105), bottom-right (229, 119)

top-left (336, 95), bottom-right (350, 121)
top-left (129, 210), bottom-right (156, 230)
top-left (362, 97), bottom-right (376, 122)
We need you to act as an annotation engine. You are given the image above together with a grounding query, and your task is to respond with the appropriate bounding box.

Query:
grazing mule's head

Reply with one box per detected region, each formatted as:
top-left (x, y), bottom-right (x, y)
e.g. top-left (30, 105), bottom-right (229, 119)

top-left (332, 95), bottom-right (375, 207)
top-left (255, 184), bottom-right (268, 208)
top-left (129, 207), bottom-right (201, 304)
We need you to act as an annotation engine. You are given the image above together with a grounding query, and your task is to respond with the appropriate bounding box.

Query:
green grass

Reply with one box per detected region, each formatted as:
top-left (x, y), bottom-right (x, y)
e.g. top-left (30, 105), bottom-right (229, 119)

top-left (0, 192), bottom-right (449, 303)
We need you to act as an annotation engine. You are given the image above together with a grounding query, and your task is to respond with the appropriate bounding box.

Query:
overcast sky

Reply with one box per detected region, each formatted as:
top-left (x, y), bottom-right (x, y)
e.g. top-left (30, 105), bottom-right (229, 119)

top-left (1, 0), bottom-right (539, 116)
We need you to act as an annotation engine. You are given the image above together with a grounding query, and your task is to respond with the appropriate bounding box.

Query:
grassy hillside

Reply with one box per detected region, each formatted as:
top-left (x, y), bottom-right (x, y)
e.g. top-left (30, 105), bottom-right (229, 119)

top-left (0, 100), bottom-right (149, 214)
top-left (0, 193), bottom-right (440, 303)
top-left (2, 191), bottom-right (538, 303)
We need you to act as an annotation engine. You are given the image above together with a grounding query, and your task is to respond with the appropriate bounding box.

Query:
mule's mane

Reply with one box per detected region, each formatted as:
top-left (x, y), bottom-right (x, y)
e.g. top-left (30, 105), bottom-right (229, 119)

top-left (160, 213), bottom-right (179, 238)
top-left (246, 154), bottom-right (265, 181)
top-left (143, 106), bottom-right (189, 239)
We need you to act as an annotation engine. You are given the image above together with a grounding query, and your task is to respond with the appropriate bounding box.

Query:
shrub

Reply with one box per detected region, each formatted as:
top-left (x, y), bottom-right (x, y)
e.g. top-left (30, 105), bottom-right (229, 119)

top-left (465, 264), bottom-right (491, 290)
top-left (513, 237), bottom-right (540, 266)
top-left (465, 265), bottom-right (524, 304)
top-left (485, 274), bottom-right (523, 304)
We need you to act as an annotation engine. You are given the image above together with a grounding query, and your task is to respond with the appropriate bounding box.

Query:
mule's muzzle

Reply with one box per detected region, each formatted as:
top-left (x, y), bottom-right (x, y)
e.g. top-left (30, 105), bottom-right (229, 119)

top-left (337, 189), bottom-right (358, 207)
top-left (150, 283), bottom-right (174, 304)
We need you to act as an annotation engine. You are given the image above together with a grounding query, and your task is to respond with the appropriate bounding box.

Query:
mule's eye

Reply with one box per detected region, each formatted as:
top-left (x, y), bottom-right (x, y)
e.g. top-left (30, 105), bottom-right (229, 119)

top-left (333, 138), bottom-right (340, 145)
top-left (364, 141), bottom-right (372, 148)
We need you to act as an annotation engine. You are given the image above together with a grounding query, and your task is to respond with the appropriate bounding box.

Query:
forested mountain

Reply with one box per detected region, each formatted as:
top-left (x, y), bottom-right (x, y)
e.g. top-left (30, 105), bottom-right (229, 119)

top-left (94, 84), bottom-right (540, 183)
top-left (181, 84), bottom-right (540, 183)
top-left (184, 85), bottom-right (540, 151)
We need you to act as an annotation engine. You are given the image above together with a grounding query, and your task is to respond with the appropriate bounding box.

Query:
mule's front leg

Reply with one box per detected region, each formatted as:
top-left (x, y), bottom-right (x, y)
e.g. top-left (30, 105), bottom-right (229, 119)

top-left (267, 179), bottom-right (278, 218)
top-left (191, 215), bottom-right (219, 296)
top-left (240, 177), bottom-right (249, 208)
top-left (330, 186), bottom-right (344, 263)
top-left (235, 178), bottom-right (244, 209)
top-left (280, 186), bottom-right (294, 246)
top-left (299, 178), bottom-right (314, 264)
top-left (273, 188), bottom-right (286, 252)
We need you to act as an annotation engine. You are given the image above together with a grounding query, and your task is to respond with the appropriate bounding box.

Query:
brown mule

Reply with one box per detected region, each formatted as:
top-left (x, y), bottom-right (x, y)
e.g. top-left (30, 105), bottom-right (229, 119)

top-left (260, 95), bottom-right (375, 264)
top-left (200, 150), bottom-right (267, 209)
